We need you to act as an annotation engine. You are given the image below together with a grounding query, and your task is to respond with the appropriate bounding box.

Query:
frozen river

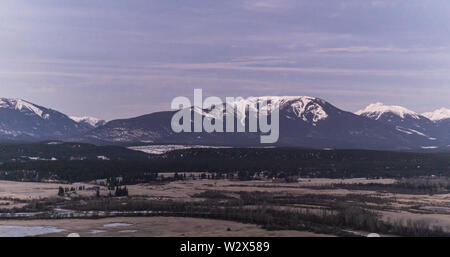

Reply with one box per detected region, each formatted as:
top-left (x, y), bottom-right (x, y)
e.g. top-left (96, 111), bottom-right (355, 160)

top-left (0, 225), bottom-right (65, 237)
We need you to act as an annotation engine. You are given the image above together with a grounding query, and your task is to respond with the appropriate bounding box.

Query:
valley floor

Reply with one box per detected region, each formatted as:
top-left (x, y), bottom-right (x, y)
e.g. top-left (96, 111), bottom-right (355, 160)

top-left (0, 217), bottom-right (329, 237)
top-left (0, 178), bottom-right (449, 237)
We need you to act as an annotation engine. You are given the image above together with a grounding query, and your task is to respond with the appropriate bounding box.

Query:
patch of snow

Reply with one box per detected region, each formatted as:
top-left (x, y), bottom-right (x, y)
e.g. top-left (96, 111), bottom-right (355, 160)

top-left (289, 97), bottom-right (328, 123)
top-left (14, 99), bottom-right (44, 117)
top-left (27, 156), bottom-right (58, 161)
top-left (89, 230), bottom-right (106, 234)
top-left (407, 128), bottom-right (428, 137)
top-left (47, 142), bottom-right (62, 145)
top-left (0, 98), bottom-right (46, 118)
top-left (118, 230), bottom-right (137, 233)
top-left (103, 223), bottom-right (131, 228)
top-left (356, 102), bottom-right (420, 120)
top-left (396, 127), bottom-right (430, 137)
top-left (421, 146), bottom-right (438, 149)
top-left (129, 145), bottom-right (231, 155)
top-left (396, 127), bottom-right (413, 135)
top-left (70, 116), bottom-right (105, 127)
top-left (422, 108), bottom-right (450, 121)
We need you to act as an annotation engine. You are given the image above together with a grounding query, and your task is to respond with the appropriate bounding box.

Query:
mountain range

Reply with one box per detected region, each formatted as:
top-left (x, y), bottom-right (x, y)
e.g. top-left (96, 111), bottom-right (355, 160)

top-left (0, 98), bottom-right (105, 142)
top-left (0, 96), bottom-right (448, 151)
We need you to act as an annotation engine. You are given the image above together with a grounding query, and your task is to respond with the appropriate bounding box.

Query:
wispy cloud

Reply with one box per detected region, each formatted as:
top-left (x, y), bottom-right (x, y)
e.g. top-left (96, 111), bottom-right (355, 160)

top-left (149, 61), bottom-right (450, 80)
top-left (315, 46), bottom-right (450, 54)
top-left (241, 0), bottom-right (297, 12)
top-left (0, 0), bottom-right (449, 118)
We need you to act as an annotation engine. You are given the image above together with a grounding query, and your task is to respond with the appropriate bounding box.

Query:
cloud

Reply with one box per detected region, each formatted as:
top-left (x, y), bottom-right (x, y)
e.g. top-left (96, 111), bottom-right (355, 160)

top-left (0, 0), bottom-right (449, 118)
top-left (149, 60), bottom-right (450, 80)
top-left (315, 46), bottom-right (450, 54)
top-left (242, 0), bottom-right (296, 11)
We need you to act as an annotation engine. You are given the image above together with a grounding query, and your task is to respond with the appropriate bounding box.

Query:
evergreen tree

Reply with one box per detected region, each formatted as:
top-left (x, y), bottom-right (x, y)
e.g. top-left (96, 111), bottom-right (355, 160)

top-left (58, 186), bottom-right (65, 196)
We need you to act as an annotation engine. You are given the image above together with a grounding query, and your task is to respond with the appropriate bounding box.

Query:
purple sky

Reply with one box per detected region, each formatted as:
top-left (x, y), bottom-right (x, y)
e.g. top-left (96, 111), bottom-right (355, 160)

top-left (1, 0), bottom-right (449, 120)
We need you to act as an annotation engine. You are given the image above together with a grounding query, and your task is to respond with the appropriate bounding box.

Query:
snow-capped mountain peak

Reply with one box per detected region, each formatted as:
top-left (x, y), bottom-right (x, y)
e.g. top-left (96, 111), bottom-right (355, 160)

top-left (0, 98), bottom-right (94, 140)
top-left (198, 96), bottom-right (329, 125)
top-left (274, 96), bottom-right (329, 123)
top-left (70, 116), bottom-right (106, 128)
top-left (422, 108), bottom-right (450, 121)
top-left (356, 102), bottom-right (420, 120)
top-left (0, 98), bottom-right (49, 119)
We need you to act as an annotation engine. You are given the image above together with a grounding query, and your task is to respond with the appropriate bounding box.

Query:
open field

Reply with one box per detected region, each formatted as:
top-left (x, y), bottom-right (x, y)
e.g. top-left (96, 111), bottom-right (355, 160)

top-left (0, 180), bottom-right (100, 200)
top-left (124, 179), bottom-right (450, 233)
top-left (0, 177), bottom-right (448, 236)
top-left (126, 178), bottom-right (397, 200)
top-left (0, 217), bottom-right (329, 237)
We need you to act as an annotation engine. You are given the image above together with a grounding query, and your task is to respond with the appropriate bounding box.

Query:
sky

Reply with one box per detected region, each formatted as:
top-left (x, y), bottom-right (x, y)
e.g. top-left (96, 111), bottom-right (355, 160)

top-left (0, 0), bottom-right (450, 120)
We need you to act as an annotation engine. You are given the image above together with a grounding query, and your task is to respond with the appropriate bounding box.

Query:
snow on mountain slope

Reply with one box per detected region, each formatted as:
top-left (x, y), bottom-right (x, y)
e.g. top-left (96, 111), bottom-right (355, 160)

top-left (199, 96), bottom-right (330, 125)
top-left (257, 96), bottom-right (329, 123)
top-left (0, 98), bottom-right (93, 141)
top-left (85, 96), bottom-right (336, 145)
top-left (0, 98), bottom-right (48, 119)
top-left (0, 96), bottom-right (446, 150)
top-left (356, 102), bottom-right (449, 145)
top-left (81, 96), bottom-right (442, 150)
top-left (356, 102), bottom-right (420, 120)
top-left (70, 116), bottom-right (106, 128)
top-left (423, 108), bottom-right (450, 121)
